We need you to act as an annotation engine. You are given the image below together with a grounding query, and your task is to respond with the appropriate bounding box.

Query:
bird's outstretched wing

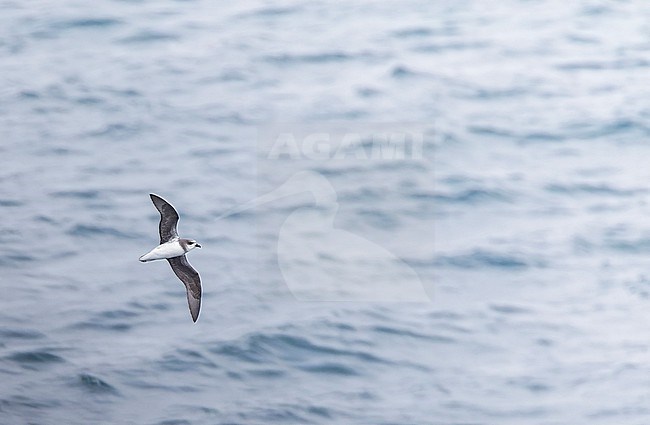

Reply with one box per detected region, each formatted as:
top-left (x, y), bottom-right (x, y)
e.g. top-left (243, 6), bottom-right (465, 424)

top-left (150, 193), bottom-right (179, 244)
top-left (167, 255), bottom-right (202, 322)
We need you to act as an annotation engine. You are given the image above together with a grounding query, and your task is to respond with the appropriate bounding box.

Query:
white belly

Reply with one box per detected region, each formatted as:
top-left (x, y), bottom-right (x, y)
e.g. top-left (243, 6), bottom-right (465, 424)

top-left (139, 240), bottom-right (185, 262)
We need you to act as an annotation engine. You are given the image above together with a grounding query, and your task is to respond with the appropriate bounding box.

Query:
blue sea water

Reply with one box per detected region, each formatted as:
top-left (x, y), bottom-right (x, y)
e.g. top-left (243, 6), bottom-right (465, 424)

top-left (1, 1), bottom-right (650, 424)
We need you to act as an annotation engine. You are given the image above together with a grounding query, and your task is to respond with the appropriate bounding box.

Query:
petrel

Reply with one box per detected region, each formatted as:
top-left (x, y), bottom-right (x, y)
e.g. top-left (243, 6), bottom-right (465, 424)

top-left (139, 193), bottom-right (202, 322)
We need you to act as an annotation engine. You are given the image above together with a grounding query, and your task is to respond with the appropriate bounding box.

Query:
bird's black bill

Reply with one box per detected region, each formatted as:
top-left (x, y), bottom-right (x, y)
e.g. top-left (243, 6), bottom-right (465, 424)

top-left (196, 244), bottom-right (202, 248)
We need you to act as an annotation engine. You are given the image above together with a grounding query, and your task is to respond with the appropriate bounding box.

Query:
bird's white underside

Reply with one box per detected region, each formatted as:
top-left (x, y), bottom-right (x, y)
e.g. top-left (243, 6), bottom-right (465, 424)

top-left (140, 239), bottom-right (185, 262)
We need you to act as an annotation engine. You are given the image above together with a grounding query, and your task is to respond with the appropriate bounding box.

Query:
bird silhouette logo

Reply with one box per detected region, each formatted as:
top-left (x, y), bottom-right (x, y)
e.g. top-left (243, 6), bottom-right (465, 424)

top-left (219, 171), bottom-right (430, 302)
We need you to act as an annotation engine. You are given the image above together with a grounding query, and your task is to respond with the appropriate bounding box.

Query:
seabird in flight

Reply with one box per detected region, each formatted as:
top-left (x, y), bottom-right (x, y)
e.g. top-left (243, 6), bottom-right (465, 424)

top-left (140, 193), bottom-right (202, 322)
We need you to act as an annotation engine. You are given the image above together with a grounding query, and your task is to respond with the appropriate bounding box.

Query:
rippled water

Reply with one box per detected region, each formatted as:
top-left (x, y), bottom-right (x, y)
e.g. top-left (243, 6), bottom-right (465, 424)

top-left (1, 1), bottom-right (650, 424)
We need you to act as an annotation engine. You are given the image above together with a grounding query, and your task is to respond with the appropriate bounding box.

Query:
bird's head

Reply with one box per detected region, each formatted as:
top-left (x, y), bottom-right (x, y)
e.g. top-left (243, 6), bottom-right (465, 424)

top-left (183, 239), bottom-right (202, 251)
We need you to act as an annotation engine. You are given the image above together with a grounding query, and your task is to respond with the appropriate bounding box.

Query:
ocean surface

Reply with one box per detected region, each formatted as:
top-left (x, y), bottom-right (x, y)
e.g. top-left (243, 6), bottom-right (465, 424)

top-left (1, 1), bottom-right (649, 424)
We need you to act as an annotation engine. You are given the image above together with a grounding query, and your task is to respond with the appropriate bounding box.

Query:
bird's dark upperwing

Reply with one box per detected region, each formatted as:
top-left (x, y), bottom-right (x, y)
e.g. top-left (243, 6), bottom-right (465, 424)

top-left (150, 193), bottom-right (179, 244)
top-left (167, 255), bottom-right (202, 322)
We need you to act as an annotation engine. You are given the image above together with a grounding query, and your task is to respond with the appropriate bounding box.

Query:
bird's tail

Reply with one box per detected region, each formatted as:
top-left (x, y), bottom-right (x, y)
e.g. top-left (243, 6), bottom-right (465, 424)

top-left (139, 251), bottom-right (155, 262)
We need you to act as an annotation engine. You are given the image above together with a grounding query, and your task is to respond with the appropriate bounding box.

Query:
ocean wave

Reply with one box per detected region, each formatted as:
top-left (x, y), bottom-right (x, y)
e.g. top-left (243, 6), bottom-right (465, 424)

top-left (468, 125), bottom-right (565, 142)
top-left (52, 18), bottom-right (123, 30)
top-left (427, 188), bottom-right (514, 204)
top-left (157, 349), bottom-right (218, 372)
top-left (119, 30), bottom-right (180, 44)
top-left (490, 304), bottom-right (534, 315)
top-left (435, 249), bottom-right (545, 269)
top-left (70, 321), bottom-right (132, 332)
top-left (298, 362), bottom-right (359, 376)
top-left (371, 325), bottom-right (455, 343)
top-left (67, 224), bottom-right (136, 239)
top-left (263, 51), bottom-right (376, 64)
top-left (76, 373), bottom-right (120, 395)
top-left (557, 58), bottom-right (650, 70)
top-left (69, 308), bottom-right (139, 332)
top-left (211, 332), bottom-right (389, 369)
top-left (545, 183), bottom-right (646, 197)
top-left (0, 328), bottom-right (45, 340)
top-left (6, 350), bottom-right (65, 367)
top-left (0, 199), bottom-right (23, 207)
top-left (391, 27), bottom-right (435, 38)
top-left (235, 6), bottom-right (301, 19)
top-left (0, 395), bottom-right (61, 410)
top-left (51, 190), bottom-right (101, 199)
top-left (0, 254), bottom-right (37, 266)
